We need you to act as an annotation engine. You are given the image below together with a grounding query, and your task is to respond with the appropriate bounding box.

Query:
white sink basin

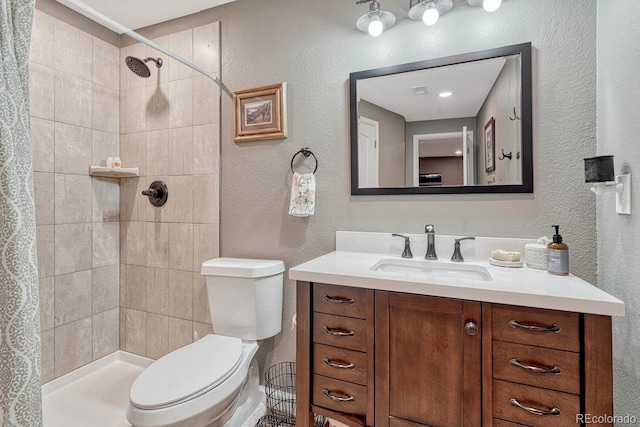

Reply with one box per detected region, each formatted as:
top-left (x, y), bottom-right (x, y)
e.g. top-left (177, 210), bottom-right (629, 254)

top-left (371, 258), bottom-right (493, 281)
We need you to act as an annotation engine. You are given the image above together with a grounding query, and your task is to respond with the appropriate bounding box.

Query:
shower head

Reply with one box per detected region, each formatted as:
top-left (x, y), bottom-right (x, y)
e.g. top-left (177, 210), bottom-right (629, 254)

top-left (125, 56), bottom-right (163, 78)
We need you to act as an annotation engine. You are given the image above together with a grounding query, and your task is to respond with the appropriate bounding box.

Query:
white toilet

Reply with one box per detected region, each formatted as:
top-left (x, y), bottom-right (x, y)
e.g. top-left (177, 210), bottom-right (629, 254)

top-left (126, 258), bottom-right (284, 427)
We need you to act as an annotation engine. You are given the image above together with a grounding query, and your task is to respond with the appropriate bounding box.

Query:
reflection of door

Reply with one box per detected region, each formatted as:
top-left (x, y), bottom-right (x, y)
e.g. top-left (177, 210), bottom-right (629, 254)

top-left (463, 128), bottom-right (475, 185)
top-left (358, 116), bottom-right (379, 188)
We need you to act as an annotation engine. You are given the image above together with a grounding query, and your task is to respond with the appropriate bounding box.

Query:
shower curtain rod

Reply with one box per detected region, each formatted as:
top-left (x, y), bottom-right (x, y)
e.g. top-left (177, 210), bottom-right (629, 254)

top-left (56, 0), bottom-right (232, 96)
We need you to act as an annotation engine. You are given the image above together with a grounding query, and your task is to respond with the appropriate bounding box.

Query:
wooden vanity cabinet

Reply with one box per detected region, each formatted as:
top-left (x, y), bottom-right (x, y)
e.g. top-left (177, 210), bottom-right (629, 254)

top-left (375, 292), bottom-right (482, 427)
top-left (297, 282), bottom-right (375, 427)
top-left (296, 282), bottom-right (614, 427)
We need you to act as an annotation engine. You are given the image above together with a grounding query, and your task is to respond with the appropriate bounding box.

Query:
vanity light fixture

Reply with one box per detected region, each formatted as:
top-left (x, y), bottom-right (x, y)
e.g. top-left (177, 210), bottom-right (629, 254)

top-left (356, 0), bottom-right (396, 37)
top-left (467, 0), bottom-right (502, 12)
top-left (408, 0), bottom-right (502, 27)
top-left (409, 0), bottom-right (452, 26)
top-left (439, 91), bottom-right (453, 97)
top-left (584, 155), bottom-right (632, 215)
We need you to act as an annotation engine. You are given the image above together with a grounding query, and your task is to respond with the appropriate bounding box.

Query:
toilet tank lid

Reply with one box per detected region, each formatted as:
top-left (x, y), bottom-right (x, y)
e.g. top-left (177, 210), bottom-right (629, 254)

top-left (201, 258), bottom-right (284, 278)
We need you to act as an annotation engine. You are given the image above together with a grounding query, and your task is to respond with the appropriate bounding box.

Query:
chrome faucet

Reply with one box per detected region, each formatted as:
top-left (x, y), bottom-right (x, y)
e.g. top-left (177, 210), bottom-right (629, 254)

top-left (424, 224), bottom-right (438, 260)
top-left (451, 237), bottom-right (475, 262)
top-left (392, 234), bottom-right (413, 258)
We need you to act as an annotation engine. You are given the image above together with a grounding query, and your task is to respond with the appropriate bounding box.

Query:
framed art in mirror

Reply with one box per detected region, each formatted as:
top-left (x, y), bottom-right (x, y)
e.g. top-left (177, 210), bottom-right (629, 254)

top-left (349, 43), bottom-right (532, 195)
top-left (484, 117), bottom-right (495, 173)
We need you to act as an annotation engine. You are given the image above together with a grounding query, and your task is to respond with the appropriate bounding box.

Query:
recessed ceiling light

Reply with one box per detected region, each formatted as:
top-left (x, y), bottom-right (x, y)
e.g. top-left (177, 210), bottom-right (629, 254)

top-left (439, 91), bottom-right (453, 98)
top-left (411, 86), bottom-right (428, 96)
top-left (455, 150), bottom-right (463, 155)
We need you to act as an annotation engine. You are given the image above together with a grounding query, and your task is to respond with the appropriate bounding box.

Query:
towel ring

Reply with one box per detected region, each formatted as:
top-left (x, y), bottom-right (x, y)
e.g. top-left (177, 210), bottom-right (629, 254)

top-left (291, 147), bottom-right (318, 174)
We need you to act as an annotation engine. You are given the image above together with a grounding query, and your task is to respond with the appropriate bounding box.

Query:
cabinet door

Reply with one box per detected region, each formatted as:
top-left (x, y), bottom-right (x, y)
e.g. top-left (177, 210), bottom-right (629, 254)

top-left (376, 291), bottom-right (482, 427)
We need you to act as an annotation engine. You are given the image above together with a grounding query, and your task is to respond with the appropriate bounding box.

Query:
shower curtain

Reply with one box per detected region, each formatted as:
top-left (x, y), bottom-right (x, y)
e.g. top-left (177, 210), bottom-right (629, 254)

top-left (0, 0), bottom-right (42, 426)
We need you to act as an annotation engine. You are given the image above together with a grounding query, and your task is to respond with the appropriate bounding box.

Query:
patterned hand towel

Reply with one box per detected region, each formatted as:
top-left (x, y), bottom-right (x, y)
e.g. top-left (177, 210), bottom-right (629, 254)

top-left (289, 172), bottom-right (316, 217)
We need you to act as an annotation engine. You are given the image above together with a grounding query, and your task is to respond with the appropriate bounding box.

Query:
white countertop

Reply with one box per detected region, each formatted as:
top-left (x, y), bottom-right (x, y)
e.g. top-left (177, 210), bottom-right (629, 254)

top-left (289, 232), bottom-right (625, 317)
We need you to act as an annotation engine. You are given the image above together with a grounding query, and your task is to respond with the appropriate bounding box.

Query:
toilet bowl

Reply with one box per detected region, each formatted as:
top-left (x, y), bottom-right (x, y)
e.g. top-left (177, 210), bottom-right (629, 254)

top-left (126, 258), bottom-right (284, 427)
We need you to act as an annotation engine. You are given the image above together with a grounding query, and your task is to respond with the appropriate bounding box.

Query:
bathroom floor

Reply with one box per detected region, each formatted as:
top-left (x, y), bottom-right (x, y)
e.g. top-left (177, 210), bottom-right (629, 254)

top-left (42, 352), bottom-right (151, 427)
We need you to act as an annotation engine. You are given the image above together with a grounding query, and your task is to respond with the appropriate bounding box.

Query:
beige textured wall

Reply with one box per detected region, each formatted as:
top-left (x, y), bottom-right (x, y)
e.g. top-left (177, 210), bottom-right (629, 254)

top-left (209, 0), bottom-right (598, 374)
top-left (30, 9), bottom-right (121, 382)
top-left (117, 23), bottom-right (221, 359)
top-left (596, 0), bottom-right (640, 418)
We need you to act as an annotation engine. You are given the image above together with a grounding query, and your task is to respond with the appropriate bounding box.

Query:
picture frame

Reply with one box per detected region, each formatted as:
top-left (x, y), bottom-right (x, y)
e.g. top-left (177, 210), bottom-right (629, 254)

top-left (233, 83), bottom-right (288, 142)
top-left (484, 117), bottom-right (496, 173)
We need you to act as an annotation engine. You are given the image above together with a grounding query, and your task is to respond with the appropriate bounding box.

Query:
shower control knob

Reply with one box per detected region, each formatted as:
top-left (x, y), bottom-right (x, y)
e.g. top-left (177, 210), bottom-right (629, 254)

top-left (464, 321), bottom-right (479, 336)
top-left (142, 180), bottom-right (168, 207)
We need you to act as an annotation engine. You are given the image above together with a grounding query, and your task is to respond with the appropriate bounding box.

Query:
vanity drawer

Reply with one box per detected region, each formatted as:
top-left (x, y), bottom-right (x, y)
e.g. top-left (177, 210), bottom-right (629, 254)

top-left (313, 283), bottom-right (371, 319)
top-left (313, 344), bottom-right (367, 385)
top-left (313, 312), bottom-right (369, 352)
top-left (493, 305), bottom-right (580, 352)
top-left (493, 341), bottom-right (580, 395)
top-left (312, 374), bottom-right (367, 418)
top-left (493, 420), bottom-right (531, 426)
top-left (493, 380), bottom-right (580, 427)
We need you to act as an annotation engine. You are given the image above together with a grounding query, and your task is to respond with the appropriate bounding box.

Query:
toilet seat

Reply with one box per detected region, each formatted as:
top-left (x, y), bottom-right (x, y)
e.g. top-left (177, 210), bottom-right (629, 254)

top-left (130, 335), bottom-right (243, 410)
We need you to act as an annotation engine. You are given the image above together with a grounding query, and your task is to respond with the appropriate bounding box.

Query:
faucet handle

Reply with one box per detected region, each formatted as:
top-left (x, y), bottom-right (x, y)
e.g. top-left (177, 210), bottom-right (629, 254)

top-left (451, 237), bottom-right (475, 262)
top-left (454, 236), bottom-right (476, 244)
top-left (392, 234), bottom-right (413, 258)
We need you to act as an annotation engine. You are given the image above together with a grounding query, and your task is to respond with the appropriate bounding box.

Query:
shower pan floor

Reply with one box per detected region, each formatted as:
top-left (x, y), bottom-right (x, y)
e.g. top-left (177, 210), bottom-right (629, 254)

top-left (42, 351), bottom-right (152, 427)
top-left (41, 350), bottom-right (268, 427)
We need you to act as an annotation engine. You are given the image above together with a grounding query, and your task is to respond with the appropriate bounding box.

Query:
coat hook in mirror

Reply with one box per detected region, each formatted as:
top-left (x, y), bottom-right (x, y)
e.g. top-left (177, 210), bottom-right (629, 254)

top-left (499, 149), bottom-right (512, 160)
top-left (509, 106), bottom-right (521, 121)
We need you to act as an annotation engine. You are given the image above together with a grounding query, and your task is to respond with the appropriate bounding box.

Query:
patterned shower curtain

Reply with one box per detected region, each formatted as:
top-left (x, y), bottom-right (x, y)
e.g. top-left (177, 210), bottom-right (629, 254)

top-left (0, 0), bottom-right (42, 426)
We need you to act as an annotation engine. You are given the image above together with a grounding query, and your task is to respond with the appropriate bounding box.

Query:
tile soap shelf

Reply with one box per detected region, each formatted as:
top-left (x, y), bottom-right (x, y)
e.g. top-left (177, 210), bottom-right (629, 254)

top-left (89, 165), bottom-right (139, 178)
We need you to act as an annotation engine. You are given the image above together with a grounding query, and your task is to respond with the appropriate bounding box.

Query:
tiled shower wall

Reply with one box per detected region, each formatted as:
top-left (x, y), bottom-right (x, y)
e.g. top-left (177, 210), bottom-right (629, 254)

top-left (30, 4), bottom-right (221, 380)
top-left (30, 9), bottom-right (121, 382)
top-left (118, 23), bottom-right (221, 359)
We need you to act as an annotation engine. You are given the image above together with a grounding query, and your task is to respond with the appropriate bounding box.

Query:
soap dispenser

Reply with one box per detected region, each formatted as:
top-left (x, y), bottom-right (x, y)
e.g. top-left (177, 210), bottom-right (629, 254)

top-left (547, 225), bottom-right (569, 276)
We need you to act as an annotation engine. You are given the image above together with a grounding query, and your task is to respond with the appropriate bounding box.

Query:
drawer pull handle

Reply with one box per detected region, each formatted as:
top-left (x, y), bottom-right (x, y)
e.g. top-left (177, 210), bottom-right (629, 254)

top-left (509, 398), bottom-right (561, 417)
top-left (323, 357), bottom-right (356, 370)
top-left (510, 358), bottom-right (562, 374)
top-left (323, 389), bottom-right (355, 402)
top-left (323, 326), bottom-right (355, 337)
top-left (509, 320), bottom-right (560, 333)
top-left (323, 295), bottom-right (356, 305)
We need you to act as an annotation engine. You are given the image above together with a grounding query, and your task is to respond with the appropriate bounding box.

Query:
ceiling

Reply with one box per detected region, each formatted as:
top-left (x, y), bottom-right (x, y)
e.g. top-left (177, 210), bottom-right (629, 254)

top-left (58, 0), bottom-right (236, 32)
top-left (357, 57), bottom-right (507, 122)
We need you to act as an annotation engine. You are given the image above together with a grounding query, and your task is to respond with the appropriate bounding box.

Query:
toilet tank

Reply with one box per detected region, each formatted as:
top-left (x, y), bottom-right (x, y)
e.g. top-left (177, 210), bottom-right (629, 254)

top-left (201, 258), bottom-right (284, 340)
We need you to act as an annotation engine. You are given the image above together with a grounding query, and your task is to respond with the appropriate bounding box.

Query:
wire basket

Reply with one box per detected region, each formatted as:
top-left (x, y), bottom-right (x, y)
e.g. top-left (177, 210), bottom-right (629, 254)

top-left (257, 362), bottom-right (326, 427)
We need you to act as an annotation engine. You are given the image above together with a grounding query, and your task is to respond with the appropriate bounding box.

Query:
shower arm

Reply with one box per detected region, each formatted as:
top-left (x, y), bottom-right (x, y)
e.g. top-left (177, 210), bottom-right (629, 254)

top-left (56, 0), bottom-right (232, 97)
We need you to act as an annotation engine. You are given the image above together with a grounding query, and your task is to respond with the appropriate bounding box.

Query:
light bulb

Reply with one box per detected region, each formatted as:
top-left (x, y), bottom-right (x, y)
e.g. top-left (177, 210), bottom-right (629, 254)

top-left (483, 0), bottom-right (502, 12)
top-left (368, 16), bottom-right (384, 37)
top-left (422, 4), bottom-right (440, 25)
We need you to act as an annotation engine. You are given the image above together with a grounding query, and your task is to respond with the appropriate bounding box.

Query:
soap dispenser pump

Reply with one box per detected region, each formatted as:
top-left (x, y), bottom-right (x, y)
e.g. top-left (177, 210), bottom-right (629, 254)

top-left (547, 225), bottom-right (569, 276)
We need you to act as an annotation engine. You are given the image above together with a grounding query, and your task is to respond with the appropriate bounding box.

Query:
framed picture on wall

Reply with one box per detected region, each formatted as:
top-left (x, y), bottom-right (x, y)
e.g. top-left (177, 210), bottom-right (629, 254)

top-left (484, 117), bottom-right (496, 173)
top-left (233, 83), bottom-right (288, 142)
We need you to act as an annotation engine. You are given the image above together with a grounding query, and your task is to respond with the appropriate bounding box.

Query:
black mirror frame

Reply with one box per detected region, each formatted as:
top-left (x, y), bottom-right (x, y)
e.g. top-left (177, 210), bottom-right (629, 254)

top-left (349, 42), bottom-right (533, 195)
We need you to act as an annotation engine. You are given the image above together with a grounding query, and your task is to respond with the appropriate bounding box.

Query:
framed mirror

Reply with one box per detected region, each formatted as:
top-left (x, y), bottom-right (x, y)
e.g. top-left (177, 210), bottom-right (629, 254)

top-left (349, 43), bottom-right (532, 195)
